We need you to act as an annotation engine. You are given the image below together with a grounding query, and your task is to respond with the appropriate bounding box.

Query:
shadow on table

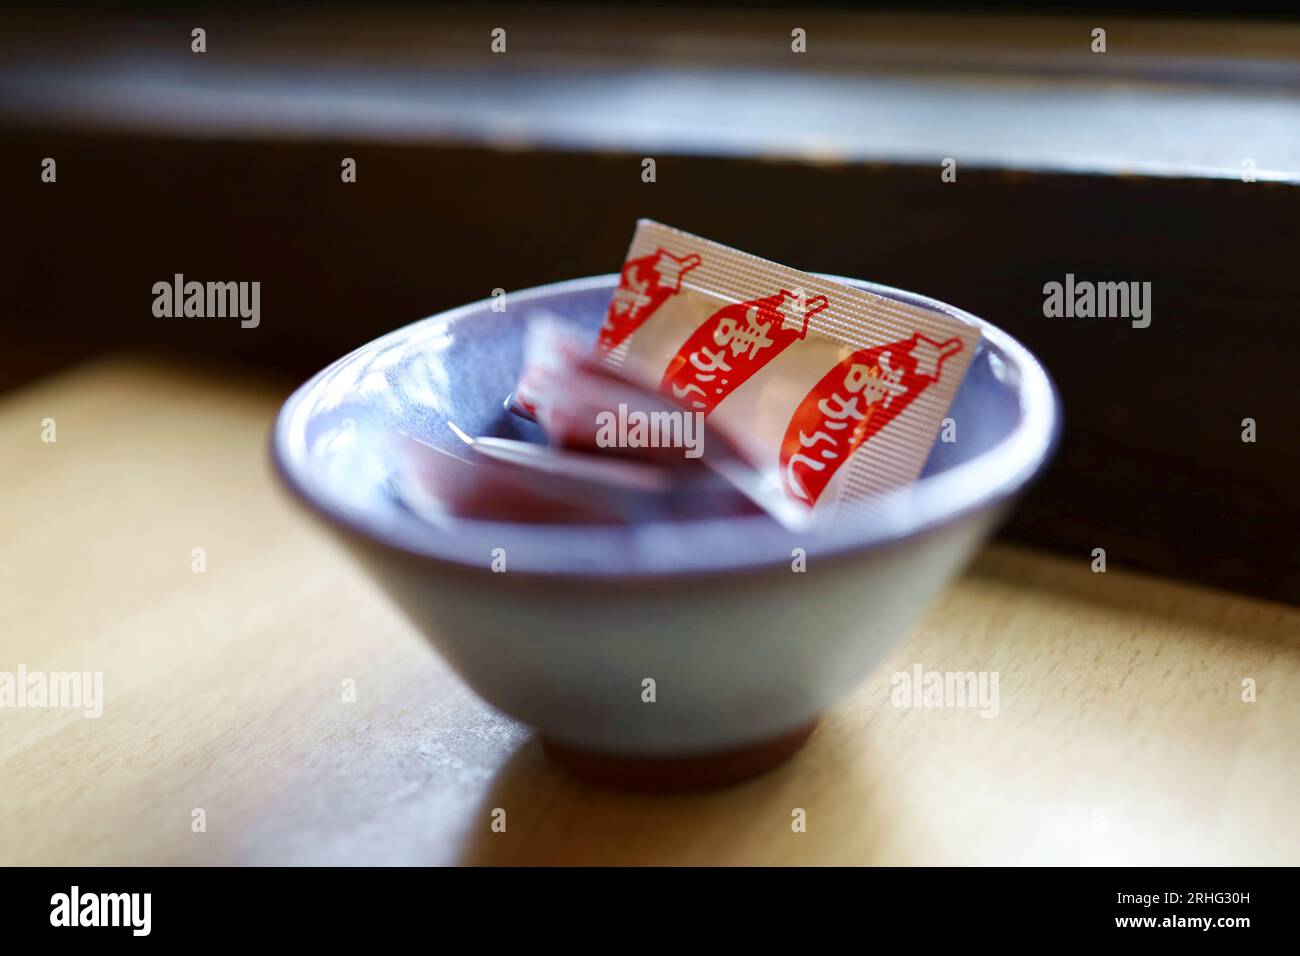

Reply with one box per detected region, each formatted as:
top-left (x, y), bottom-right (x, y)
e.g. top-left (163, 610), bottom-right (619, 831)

top-left (453, 721), bottom-right (877, 866)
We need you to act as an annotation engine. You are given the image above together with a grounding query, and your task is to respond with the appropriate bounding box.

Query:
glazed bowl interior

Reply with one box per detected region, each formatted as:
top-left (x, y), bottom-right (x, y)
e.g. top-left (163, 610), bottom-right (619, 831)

top-left (273, 275), bottom-right (1058, 578)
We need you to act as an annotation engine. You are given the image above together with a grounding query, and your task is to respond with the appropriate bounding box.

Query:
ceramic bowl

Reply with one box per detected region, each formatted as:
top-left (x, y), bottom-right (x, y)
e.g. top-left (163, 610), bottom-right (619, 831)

top-left (272, 275), bottom-right (1059, 790)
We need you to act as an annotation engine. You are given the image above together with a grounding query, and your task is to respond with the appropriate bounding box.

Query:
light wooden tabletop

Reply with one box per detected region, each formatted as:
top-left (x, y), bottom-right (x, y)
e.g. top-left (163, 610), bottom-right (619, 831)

top-left (1, 357), bottom-right (1296, 866)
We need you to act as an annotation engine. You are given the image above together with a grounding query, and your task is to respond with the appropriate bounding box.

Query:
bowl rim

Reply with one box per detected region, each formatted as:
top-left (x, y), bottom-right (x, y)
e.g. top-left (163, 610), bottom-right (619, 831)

top-left (271, 273), bottom-right (1061, 581)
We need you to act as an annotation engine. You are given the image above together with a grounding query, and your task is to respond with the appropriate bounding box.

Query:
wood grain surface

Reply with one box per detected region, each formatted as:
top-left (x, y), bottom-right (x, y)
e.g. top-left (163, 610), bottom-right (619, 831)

top-left (1, 357), bottom-right (1296, 865)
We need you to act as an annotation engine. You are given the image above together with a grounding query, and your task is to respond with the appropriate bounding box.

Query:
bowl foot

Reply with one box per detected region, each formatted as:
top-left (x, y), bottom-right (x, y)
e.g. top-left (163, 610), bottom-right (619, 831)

top-left (541, 720), bottom-right (818, 793)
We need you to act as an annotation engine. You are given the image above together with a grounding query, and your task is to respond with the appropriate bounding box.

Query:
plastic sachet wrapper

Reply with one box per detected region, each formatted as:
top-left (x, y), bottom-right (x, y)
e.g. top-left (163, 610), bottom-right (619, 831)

top-left (399, 313), bottom-right (762, 526)
top-left (511, 221), bottom-right (981, 526)
top-left (506, 314), bottom-right (793, 523)
top-left (395, 427), bottom-right (757, 526)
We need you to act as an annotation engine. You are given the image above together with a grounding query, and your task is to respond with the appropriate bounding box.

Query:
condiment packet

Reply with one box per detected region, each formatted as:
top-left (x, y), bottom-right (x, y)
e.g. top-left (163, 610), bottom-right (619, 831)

top-left (512, 313), bottom-right (707, 463)
top-left (508, 222), bottom-right (980, 526)
top-left (508, 314), bottom-right (809, 525)
top-left (509, 310), bottom-right (590, 420)
top-left (593, 220), bottom-right (981, 520)
top-left (394, 427), bottom-right (760, 527)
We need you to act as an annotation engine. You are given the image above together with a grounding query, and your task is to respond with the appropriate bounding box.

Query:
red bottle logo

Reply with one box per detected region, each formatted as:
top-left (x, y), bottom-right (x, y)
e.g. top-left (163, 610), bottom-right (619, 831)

top-left (660, 289), bottom-right (829, 415)
top-left (596, 248), bottom-right (702, 355)
top-left (780, 333), bottom-right (964, 506)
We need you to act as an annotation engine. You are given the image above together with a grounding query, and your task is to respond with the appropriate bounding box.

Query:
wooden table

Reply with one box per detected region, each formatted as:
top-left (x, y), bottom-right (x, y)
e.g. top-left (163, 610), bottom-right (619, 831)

top-left (2, 357), bottom-right (1296, 865)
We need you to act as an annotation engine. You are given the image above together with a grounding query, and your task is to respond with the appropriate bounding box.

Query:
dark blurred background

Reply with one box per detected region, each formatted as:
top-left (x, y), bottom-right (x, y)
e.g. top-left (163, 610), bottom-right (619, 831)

top-left (3, 2), bottom-right (1298, 602)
